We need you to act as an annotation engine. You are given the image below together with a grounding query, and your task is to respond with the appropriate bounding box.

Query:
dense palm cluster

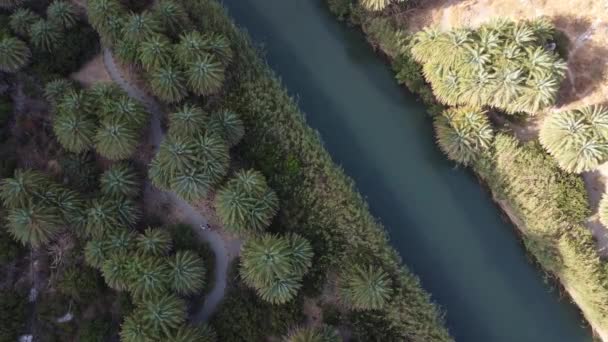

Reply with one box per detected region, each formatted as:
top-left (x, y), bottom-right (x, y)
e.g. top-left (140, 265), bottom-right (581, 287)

top-left (86, 0), bottom-right (230, 103)
top-left (339, 264), bottom-right (393, 311)
top-left (284, 325), bottom-right (342, 342)
top-left (411, 18), bottom-right (566, 114)
top-left (433, 106), bottom-right (493, 166)
top-left (360, 0), bottom-right (404, 11)
top-left (240, 233), bottom-right (313, 304)
top-left (49, 81), bottom-right (149, 160)
top-left (0, 34), bottom-right (30, 73)
top-left (539, 105), bottom-right (608, 173)
top-left (215, 169), bottom-right (279, 236)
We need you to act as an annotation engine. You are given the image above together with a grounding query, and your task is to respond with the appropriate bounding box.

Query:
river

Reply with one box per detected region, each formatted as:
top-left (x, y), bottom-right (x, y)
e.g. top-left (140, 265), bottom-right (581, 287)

top-left (220, 1), bottom-right (592, 341)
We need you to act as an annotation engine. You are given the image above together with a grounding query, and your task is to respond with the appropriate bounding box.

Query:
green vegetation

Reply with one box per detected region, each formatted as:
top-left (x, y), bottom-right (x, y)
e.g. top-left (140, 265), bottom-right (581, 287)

top-left (0, 288), bottom-right (27, 341)
top-left (284, 325), bottom-right (341, 342)
top-left (411, 18), bottom-right (566, 114)
top-left (0, 35), bottom-right (31, 72)
top-left (339, 264), bottom-right (393, 311)
top-left (539, 105), bottom-right (608, 173)
top-left (360, 0), bottom-right (404, 11)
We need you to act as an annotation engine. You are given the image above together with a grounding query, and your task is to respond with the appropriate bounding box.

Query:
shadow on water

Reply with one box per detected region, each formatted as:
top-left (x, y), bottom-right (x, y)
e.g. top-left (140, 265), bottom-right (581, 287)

top-left (221, 0), bottom-right (592, 341)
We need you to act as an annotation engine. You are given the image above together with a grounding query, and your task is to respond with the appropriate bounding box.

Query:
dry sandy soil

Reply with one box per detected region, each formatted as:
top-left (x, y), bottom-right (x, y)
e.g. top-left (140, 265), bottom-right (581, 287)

top-left (69, 53), bottom-right (112, 86)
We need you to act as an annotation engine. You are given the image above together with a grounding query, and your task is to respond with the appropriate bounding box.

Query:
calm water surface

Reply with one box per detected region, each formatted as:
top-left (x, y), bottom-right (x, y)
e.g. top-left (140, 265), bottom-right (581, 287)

top-left (221, 1), bottom-right (592, 340)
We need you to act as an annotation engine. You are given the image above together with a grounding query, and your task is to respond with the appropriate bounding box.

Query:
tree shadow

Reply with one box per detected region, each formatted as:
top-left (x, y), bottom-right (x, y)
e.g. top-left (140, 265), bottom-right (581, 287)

top-left (551, 15), bottom-right (608, 108)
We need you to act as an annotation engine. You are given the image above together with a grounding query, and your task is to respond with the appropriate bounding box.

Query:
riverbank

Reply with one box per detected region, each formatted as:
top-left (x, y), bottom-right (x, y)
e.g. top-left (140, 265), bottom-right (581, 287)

top-left (328, 3), bottom-right (608, 340)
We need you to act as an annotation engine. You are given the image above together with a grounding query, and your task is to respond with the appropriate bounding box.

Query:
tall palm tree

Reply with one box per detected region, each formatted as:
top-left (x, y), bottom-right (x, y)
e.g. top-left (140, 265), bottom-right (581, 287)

top-left (128, 254), bottom-right (171, 300)
top-left (208, 110), bottom-right (245, 147)
top-left (175, 31), bottom-right (207, 66)
top-left (122, 12), bottom-right (161, 43)
top-left (85, 196), bottom-right (119, 238)
top-left (149, 134), bottom-right (197, 190)
top-left (9, 8), bottom-right (40, 37)
top-left (105, 229), bottom-right (136, 255)
top-left (84, 238), bottom-right (107, 269)
top-left (170, 168), bottom-right (212, 202)
top-left (149, 64), bottom-right (188, 103)
top-left (153, 0), bottom-right (189, 35)
top-left (433, 107), bottom-right (493, 166)
top-left (287, 234), bottom-right (314, 277)
top-left (168, 324), bottom-right (217, 342)
top-left (215, 169), bottom-right (279, 236)
top-left (0, 36), bottom-right (31, 73)
top-left (100, 163), bottom-right (140, 198)
top-left (47, 1), bottom-right (79, 30)
top-left (360, 0), bottom-right (404, 11)
top-left (53, 111), bottom-right (97, 153)
top-left (168, 104), bottom-right (207, 138)
top-left (115, 196), bottom-right (141, 228)
top-left (57, 88), bottom-right (92, 115)
top-left (120, 314), bottom-right (152, 342)
top-left (285, 326), bottom-right (342, 342)
top-left (44, 79), bottom-right (74, 105)
top-left (257, 275), bottom-right (301, 304)
top-left (138, 293), bottom-right (187, 338)
top-left (138, 34), bottom-right (172, 71)
top-left (114, 38), bottom-right (140, 65)
top-left (86, 0), bottom-right (122, 33)
top-left (185, 54), bottom-right (225, 96)
top-left (340, 264), bottom-right (393, 311)
top-left (94, 116), bottom-right (139, 160)
top-left (137, 227), bottom-right (173, 256)
top-left (0, 169), bottom-right (49, 208)
top-left (101, 252), bottom-right (131, 291)
top-left (201, 33), bottom-right (233, 66)
top-left (168, 250), bottom-right (206, 295)
top-left (102, 94), bottom-right (147, 127)
top-left (30, 19), bottom-right (63, 52)
top-left (240, 234), bottom-right (292, 288)
top-left (7, 203), bottom-right (63, 247)
top-left (539, 105), bottom-right (608, 173)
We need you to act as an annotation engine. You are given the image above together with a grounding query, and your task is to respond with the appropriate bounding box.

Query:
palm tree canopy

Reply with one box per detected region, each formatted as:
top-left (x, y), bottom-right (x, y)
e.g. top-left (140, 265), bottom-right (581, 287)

top-left (0, 36), bottom-right (31, 72)
top-left (7, 203), bottom-right (63, 247)
top-left (84, 238), bottom-right (107, 269)
top-left (120, 314), bottom-right (152, 342)
top-left (340, 264), bottom-right (393, 311)
top-left (9, 8), bottom-right (40, 37)
top-left (208, 110), bottom-right (245, 147)
top-left (94, 116), bottom-right (139, 160)
top-left (138, 34), bottom-right (173, 71)
top-left (84, 196), bottom-right (120, 238)
top-left (47, 0), bottom-right (79, 29)
top-left (100, 162), bottom-right (140, 198)
top-left (240, 234), bottom-right (293, 287)
top-left (153, 0), bottom-right (189, 34)
top-left (257, 275), bottom-right (301, 304)
top-left (168, 104), bottom-right (208, 138)
top-left (86, 0), bottom-right (123, 33)
top-left (30, 19), bottom-right (63, 52)
top-left (122, 12), bottom-right (161, 42)
top-left (136, 227), bottom-right (173, 256)
top-left (44, 79), bottom-right (74, 104)
top-left (285, 326), bottom-right (342, 342)
top-left (168, 250), bottom-right (206, 295)
top-left (149, 64), bottom-right (188, 103)
top-left (53, 110), bottom-right (97, 153)
top-left (0, 169), bottom-right (49, 208)
top-left (138, 293), bottom-right (187, 337)
top-left (105, 229), bottom-right (136, 255)
top-left (185, 54), bottom-right (225, 96)
top-left (101, 252), bottom-right (131, 291)
top-left (167, 324), bottom-right (217, 342)
top-left (201, 33), bottom-right (232, 65)
top-left (127, 254), bottom-right (171, 300)
top-left (599, 194), bottom-right (608, 228)
top-left (176, 31), bottom-right (208, 66)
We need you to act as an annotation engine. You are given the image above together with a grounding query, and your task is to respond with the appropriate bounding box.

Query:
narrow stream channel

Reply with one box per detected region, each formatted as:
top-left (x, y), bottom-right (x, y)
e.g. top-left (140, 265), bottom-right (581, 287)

top-left (220, 1), bottom-right (593, 341)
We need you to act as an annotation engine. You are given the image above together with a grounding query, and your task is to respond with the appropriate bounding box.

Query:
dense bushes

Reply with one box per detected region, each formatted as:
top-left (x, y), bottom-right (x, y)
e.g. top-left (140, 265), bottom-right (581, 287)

top-left (0, 288), bottom-right (27, 342)
top-left (183, 1), bottom-right (452, 340)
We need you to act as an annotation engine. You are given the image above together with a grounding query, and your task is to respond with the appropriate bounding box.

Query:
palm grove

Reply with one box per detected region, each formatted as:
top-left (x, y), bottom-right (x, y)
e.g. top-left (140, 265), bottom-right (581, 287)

top-left (0, 0), bottom-right (401, 340)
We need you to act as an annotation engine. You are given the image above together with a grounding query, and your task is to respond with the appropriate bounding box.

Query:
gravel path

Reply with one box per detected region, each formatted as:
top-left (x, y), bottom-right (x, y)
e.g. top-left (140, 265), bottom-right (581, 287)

top-left (102, 49), bottom-right (241, 322)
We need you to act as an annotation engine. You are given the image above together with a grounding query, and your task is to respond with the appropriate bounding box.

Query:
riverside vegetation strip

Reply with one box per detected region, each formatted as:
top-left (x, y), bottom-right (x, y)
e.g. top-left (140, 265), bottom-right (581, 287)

top-left (326, 1), bottom-right (608, 339)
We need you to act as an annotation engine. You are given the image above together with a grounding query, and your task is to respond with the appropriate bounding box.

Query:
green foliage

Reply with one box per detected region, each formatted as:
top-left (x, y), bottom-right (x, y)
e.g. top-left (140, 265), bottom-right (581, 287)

top-left (285, 325), bottom-right (342, 342)
top-left (128, 253), bottom-right (171, 299)
top-left (30, 19), bottom-right (63, 52)
top-left (120, 314), bottom-right (151, 342)
top-left (215, 169), bottom-right (279, 236)
top-left (78, 316), bottom-right (113, 342)
top-left (94, 116), bottom-right (139, 160)
top-left (7, 203), bottom-right (63, 247)
top-left (138, 34), bottom-right (173, 72)
top-left (153, 0), bottom-right (190, 35)
top-left (102, 252), bottom-right (131, 291)
top-left (137, 227), bottom-right (173, 256)
top-left (411, 18), bottom-right (566, 114)
top-left (0, 35), bottom-right (31, 72)
top-left (122, 12), bottom-right (161, 43)
top-left (208, 110), bottom-right (245, 147)
top-left (56, 264), bottom-right (104, 302)
top-left (185, 54), bottom-right (225, 96)
top-left (327, 0), bottom-right (352, 21)
top-left (9, 8), bottom-right (40, 37)
top-left (0, 288), bottom-right (26, 342)
top-left (168, 104), bottom-right (207, 137)
top-left (47, 1), bottom-right (79, 30)
top-left (85, 238), bottom-right (107, 268)
top-left (0, 169), bottom-right (48, 208)
top-left (0, 221), bottom-right (25, 264)
top-left (53, 105), bottom-right (97, 153)
top-left (168, 250), bottom-right (206, 295)
top-left (339, 264), bottom-right (393, 310)
top-left (168, 324), bottom-right (217, 342)
top-left (149, 63), bottom-right (188, 103)
top-left (433, 106), bottom-right (494, 166)
top-left (240, 234), bottom-right (313, 304)
top-left (600, 194), bottom-right (608, 228)
top-left (100, 162), bottom-right (140, 198)
top-left (44, 79), bottom-right (74, 104)
top-left (539, 105), bottom-right (608, 173)
top-left (86, 0), bottom-right (124, 35)
top-left (137, 293), bottom-right (187, 338)
top-left (360, 0), bottom-right (404, 11)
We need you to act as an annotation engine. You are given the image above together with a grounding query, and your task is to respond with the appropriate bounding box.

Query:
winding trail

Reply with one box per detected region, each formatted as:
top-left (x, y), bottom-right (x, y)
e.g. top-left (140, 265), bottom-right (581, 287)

top-left (102, 49), bottom-right (241, 322)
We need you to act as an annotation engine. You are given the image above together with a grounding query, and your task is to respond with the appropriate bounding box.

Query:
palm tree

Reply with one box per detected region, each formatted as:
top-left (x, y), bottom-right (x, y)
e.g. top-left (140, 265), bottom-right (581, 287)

top-left (53, 111), bottom-right (97, 153)
top-left (114, 38), bottom-right (140, 65)
top-left (208, 110), bottom-right (245, 147)
top-left (433, 107), bottom-right (494, 166)
top-left (122, 12), bottom-right (161, 43)
top-left (215, 169), bottom-right (279, 236)
top-left (168, 324), bottom-right (217, 342)
top-left (128, 254), bottom-right (171, 299)
top-left (30, 19), bottom-right (63, 52)
top-left (599, 194), bottom-right (608, 228)
top-left (86, 0), bottom-right (122, 33)
top-left (201, 33), bottom-right (233, 66)
top-left (120, 314), bottom-right (152, 342)
top-left (137, 227), bottom-right (173, 256)
top-left (101, 252), bottom-right (131, 291)
top-left (102, 95), bottom-right (147, 127)
top-left (9, 8), bottom-right (40, 37)
top-left (257, 275), bottom-right (301, 304)
top-left (153, 0), bottom-right (189, 35)
top-left (539, 105), bottom-right (608, 173)
top-left (84, 238), bottom-right (107, 269)
top-left (44, 79), bottom-right (74, 105)
top-left (168, 104), bottom-right (207, 138)
top-left (285, 326), bottom-right (342, 342)
top-left (340, 264), bottom-right (393, 311)
top-left (47, 1), bottom-right (79, 30)
top-left (185, 54), bottom-right (225, 96)
top-left (105, 229), bottom-right (136, 255)
top-left (240, 234), bottom-right (292, 288)
top-left (115, 196), bottom-right (141, 228)
top-left (85, 196), bottom-right (119, 238)
top-left (89, 82), bottom-right (122, 106)
top-left (360, 0), bottom-right (404, 11)
top-left (0, 36), bottom-right (31, 73)
top-left (138, 34), bottom-right (172, 71)
top-left (149, 64), bottom-right (188, 103)
top-left (193, 131), bottom-right (230, 185)
top-left (94, 116), bottom-right (139, 160)
top-left (168, 250), bottom-right (206, 295)
top-left (175, 31), bottom-right (207, 66)
top-left (138, 293), bottom-right (187, 338)
top-left (100, 163), bottom-right (140, 198)
top-left (0, 169), bottom-right (49, 208)
top-left (287, 234), bottom-right (314, 277)
top-left (149, 134), bottom-right (197, 190)
top-left (98, 14), bottom-right (125, 46)
top-left (7, 203), bottom-right (63, 247)
top-left (170, 168), bottom-right (213, 202)
top-left (57, 88), bottom-right (92, 115)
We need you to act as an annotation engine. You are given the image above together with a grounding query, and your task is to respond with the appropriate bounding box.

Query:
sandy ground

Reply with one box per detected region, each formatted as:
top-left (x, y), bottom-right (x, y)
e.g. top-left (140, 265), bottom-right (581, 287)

top-left (69, 54), bottom-right (112, 86)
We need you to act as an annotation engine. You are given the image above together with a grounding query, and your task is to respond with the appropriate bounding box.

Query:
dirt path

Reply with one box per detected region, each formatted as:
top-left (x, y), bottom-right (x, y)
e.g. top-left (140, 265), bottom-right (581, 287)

top-left (102, 49), bottom-right (242, 322)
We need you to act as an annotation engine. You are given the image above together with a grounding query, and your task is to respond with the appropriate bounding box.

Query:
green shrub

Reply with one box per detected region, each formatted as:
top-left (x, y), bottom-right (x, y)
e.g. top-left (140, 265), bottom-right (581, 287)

top-left (0, 288), bottom-right (27, 342)
top-left (327, 0), bottom-right (352, 20)
top-left (78, 315), bottom-right (113, 342)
